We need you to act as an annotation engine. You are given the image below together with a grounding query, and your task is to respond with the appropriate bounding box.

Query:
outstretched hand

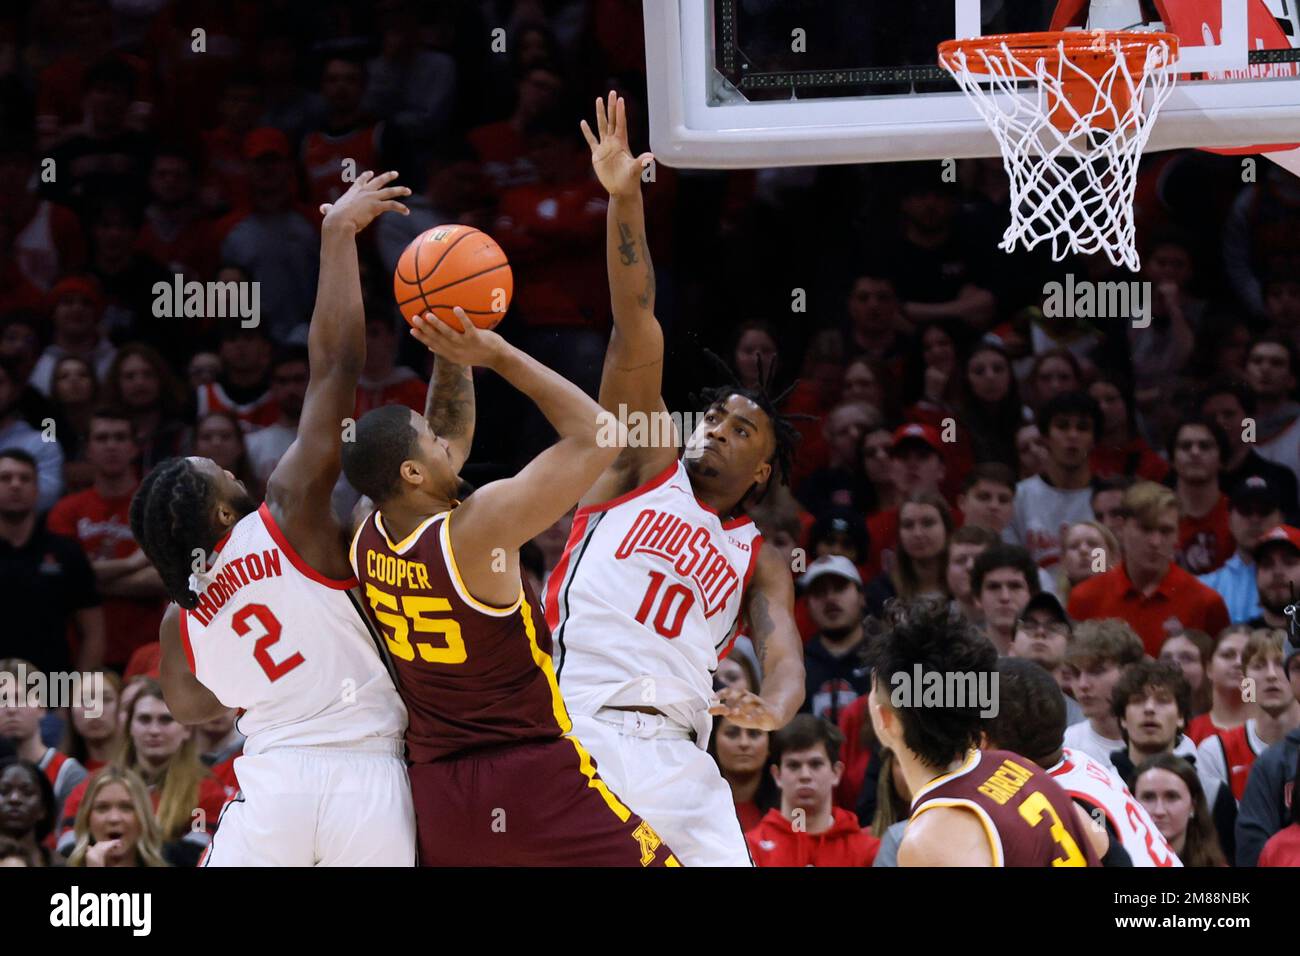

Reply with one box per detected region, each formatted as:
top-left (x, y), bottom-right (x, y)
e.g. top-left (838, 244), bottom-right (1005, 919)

top-left (409, 309), bottom-right (508, 370)
top-left (580, 92), bottom-right (653, 199)
top-left (320, 170), bottom-right (411, 234)
top-left (708, 686), bottom-right (785, 731)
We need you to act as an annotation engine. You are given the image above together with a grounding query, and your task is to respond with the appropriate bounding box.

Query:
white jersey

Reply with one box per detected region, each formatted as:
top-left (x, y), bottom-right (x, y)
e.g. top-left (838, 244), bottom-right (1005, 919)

top-left (1048, 748), bottom-right (1182, 867)
top-left (546, 461), bottom-right (763, 741)
top-left (179, 503), bottom-right (406, 756)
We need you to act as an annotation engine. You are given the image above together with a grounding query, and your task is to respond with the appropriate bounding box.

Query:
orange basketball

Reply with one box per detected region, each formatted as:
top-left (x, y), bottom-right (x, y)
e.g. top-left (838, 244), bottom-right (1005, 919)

top-left (393, 224), bottom-right (513, 331)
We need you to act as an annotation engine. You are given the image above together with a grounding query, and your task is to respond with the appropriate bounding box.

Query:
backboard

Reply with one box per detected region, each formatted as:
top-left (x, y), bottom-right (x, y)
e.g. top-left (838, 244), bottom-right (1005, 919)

top-left (644, 0), bottom-right (1300, 169)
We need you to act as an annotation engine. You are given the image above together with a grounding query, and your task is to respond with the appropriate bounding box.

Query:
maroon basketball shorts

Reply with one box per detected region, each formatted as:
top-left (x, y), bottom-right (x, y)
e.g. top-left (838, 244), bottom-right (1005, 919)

top-left (408, 735), bottom-right (681, 866)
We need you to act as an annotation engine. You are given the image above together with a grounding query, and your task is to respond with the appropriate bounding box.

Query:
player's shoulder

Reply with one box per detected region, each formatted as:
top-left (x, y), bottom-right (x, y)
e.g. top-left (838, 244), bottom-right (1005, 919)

top-left (903, 802), bottom-right (995, 866)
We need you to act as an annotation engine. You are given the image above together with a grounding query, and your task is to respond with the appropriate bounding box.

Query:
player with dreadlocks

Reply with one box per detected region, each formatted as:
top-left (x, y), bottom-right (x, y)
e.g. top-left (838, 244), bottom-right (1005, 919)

top-left (529, 95), bottom-right (804, 865)
top-left (128, 172), bottom-right (417, 865)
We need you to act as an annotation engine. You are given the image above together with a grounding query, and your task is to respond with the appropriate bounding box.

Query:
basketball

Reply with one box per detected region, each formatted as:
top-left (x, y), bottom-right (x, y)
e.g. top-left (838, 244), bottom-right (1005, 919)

top-left (393, 225), bottom-right (513, 331)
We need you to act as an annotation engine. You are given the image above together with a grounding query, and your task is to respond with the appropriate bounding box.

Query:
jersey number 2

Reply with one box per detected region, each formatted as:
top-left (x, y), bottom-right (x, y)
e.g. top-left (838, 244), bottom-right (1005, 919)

top-left (635, 571), bottom-right (695, 639)
top-left (231, 604), bottom-right (305, 682)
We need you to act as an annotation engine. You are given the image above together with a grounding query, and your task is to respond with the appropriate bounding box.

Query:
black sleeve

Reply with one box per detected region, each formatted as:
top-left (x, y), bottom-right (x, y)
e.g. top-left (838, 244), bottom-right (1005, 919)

top-left (1100, 819), bottom-right (1133, 867)
top-left (1212, 782), bottom-right (1238, 865)
top-left (56, 538), bottom-right (101, 610)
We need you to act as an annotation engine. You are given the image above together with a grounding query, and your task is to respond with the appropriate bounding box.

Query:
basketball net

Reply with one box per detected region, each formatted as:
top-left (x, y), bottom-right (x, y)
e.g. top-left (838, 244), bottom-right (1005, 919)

top-left (938, 31), bottom-right (1180, 272)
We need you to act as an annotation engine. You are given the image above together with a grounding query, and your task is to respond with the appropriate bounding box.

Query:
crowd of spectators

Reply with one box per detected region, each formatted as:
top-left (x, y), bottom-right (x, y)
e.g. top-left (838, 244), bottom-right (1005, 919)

top-left (3, 0), bottom-right (1300, 867)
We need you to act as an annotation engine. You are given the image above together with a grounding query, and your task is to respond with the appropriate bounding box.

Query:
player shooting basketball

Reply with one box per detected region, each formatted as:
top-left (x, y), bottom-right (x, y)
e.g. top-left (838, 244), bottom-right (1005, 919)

top-left (527, 94), bottom-right (805, 866)
top-left (340, 308), bottom-right (681, 866)
top-left (130, 171), bottom-right (417, 866)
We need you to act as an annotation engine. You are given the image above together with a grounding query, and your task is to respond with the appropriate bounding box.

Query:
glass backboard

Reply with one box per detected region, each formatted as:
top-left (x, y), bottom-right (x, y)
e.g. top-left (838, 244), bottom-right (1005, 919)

top-left (644, 0), bottom-right (1300, 168)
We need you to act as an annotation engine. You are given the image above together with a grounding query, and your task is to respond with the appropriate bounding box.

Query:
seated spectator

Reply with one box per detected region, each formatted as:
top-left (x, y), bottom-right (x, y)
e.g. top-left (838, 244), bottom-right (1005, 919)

top-left (42, 56), bottom-right (154, 211)
top-left (808, 506), bottom-right (870, 574)
top-left (1025, 347), bottom-right (1085, 411)
top-left (0, 757), bottom-right (58, 866)
top-left (1248, 525), bottom-right (1300, 640)
top-left (1090, 475), bottom-right (1134, 545)
top-left (1160, 629), bottom-right (1213, 719)
top-left (798, 401), bottom-right (878, 517)
top-left (66, 766), bottom-right (168, 867)
top-left (0, 137), bottom-right (86, 289)
top-left (1186, 626), bottom-right (1253, 744)
top-left (0, 659), bottom-right (88, 819)
top-left (956, 462), bottom-right (1016, 536)
top-left (853, 423), bottom-right (901, 522)
top-left (1007, 391), bottom-right (1101, 570)
top-left (47, 408), bottom-right (167, 671)
top-left (841, 355), bottom-right (892, 420)
top-left (0, 315), bottom-right (51, 422)
top-left (469, 64), bottom-right (564, 190)
top-left (1088, 372), bottom-right (1169, 481)
top-left (1236, 703), bottom-right (1300, 865)
top-left (1107, 659), bottom-right (1235, 858)
top-left (48, 355), bottom-right (100, 492)
top-left (244, 346), bottom-right (309, 487)
top-left (946, 524), bottom-right (999, 624)
top-left (85, 198), bottom-right (174, 353)
top-left (1135, 754), bottom-right (1227, 867)
top-left (1015, 422), bottom-right (1048, 481)
top-left (302, 55), bottom-right (382, 213)
top-left (0, 449), bottom-right (104, 674)
top-left (745, 716), bottom-right (880, 867)
top-left (103, 345), bottom-right (187, 471)
top-left (197, 324), bottom-right (278, 429)
top-left (28, 275), bottom-right (116, 395)
top-left (1199, 477), bottom-right (1282, 623)
top-left (199, 77), bottom-right (264, 214)
top-left (1007, 594), bottom-right (1085, 727)
top-left (1201, 378), bottom-right (1300, 524)
top-left (1058, 520), bottom-right (1119, 604)
top-left (1068, 481), bottom-right (1230, 657)
top-left (190, 411), bottom-right (260, 500)
top-left (955, 339), bottom-right (1026, 470)
top-left (1257, 752), bottom-right (1300, 866)
top-left (800, 556), bottom-right (870, 724)
top-left (60, 671), bottom-right (122, 773)
top-left (1245, 335), bottom-right (1300, 471)
top-left (355, 315), bottom-right (428, 419)
top-left (217, 129), bottom-right (320, 343)
top-left (844, 271), bottom-right (910, 367)
top-left (901, 319), bottom-right (963, 431)
top-left (1170, 415), bottom-right (1234, 575)
top-left (970, 543), bottom-right (1038, 655)
top-left (1198, 630), bottom-right (1300, 804)
top-left (137, 148), bottom-right (220, 281)
top-left (186, 352), bottom-right (222, 391)
top-left (708, 716), bottom-right (776, 834)
top-left (0, 357), bottom-right (66, 510)
top-left (58, 680), bottom-right (230, 864)
top-left (864, 492), bottom-right (952, 618)
top-left (1062, 619), bottom-right (1146, 766)
top-left (866, 424), bottom-right (947, 573)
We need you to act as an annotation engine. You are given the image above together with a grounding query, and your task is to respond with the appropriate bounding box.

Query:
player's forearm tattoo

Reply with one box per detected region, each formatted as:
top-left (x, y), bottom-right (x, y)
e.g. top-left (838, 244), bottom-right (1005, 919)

top-left (426, 361), bottom-right (474, 441)
top-left (617, 222), bottom-right (639, 265)
top-left (637, 238), bottom-right (655, 309)
top-left (747, 591), bottom-right (774, 671)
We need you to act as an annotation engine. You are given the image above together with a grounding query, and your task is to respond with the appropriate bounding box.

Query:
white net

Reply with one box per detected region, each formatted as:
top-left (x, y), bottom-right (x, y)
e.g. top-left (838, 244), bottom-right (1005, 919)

top-left (939, 32), bottom-right (1179, 272)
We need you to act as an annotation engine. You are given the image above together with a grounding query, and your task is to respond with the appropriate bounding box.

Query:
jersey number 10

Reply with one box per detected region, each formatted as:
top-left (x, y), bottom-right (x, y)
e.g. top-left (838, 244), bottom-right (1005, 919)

top-left (634, 571), bottom-right (696, 639)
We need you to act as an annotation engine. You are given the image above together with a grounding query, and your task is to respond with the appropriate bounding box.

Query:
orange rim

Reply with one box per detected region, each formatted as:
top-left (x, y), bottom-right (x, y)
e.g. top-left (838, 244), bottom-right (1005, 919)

top-left (938, 31), bottom-right (1180, 80)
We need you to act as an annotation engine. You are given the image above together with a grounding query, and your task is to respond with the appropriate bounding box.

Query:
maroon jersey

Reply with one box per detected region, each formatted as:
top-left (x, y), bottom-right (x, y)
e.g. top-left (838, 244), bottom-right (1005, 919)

top-left (910, 749), bottom-right (1099, 867)
top-left (350, 508), bottom-right (571, 762)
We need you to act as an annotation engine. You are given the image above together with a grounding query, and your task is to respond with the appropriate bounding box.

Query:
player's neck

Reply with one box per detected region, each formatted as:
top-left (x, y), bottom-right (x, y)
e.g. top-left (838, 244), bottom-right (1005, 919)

top-left (897, 746), bottom-right (969, 803)
top-left (380, 498), bottom-right (450, 543)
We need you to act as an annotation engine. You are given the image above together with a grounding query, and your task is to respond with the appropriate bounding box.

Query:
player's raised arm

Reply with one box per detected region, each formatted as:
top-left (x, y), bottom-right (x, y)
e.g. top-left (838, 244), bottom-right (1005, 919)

top-left (581, 93), bottom-right (677, 496)
top-left (266, 171), bottom-right (410, 568)
top-left (424, 354), bottom-right (474, 474)
top-left (710, 545), bottom-right (805, 729)
top-left (409, 310), bottom-right (620, 566)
